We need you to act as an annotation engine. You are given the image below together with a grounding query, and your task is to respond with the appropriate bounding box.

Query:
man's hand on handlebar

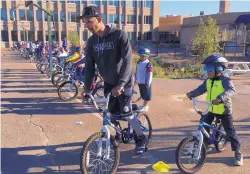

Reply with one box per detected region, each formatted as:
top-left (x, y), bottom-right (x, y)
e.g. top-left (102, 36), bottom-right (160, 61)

top-left (112, 86), bottom-right (124, 97)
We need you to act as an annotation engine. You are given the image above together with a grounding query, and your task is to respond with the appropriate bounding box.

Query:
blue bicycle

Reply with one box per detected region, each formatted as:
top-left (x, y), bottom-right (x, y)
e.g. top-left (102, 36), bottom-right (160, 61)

top-left (80, 93), bottom-right (152, 174)
top-left (175, 98), bottom-right (229, 174)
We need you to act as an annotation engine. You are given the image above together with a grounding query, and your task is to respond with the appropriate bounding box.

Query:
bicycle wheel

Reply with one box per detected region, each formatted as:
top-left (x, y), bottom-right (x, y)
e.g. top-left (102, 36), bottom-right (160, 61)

top-left (40, 64), bottom-right (47, 74)
top-left (136, 113), bottom-right (152, 144)
top-left (80, 132), bottom-right (120, 174)
top-left (175, 136), bottom-right (207, 174)
top-left (56, 75), bottom-right (68, 88)
top-left (51, 71), bottom-right (62, 86)
top-left (58, 81), bottom-right (78, 101)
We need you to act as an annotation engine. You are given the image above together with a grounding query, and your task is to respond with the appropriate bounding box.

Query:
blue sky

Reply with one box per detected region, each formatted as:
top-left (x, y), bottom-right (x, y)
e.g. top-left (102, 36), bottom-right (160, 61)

top-left (159, 0), bottom-right (250, 16)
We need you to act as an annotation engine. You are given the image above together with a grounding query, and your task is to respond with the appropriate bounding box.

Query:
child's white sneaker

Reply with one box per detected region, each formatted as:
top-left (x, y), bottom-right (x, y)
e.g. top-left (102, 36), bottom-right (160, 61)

top-left (138, 105), bottom-right (149, 112)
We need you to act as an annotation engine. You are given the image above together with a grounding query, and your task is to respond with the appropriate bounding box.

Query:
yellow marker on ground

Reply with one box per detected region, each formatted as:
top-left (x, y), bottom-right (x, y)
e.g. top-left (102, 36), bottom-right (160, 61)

top-left (152, 161), bottom-right (170, 173)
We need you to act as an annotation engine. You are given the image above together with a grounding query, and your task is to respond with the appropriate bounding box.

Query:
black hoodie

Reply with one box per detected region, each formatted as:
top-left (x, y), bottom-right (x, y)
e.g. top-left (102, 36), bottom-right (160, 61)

top-left (84, 25), bottom-right (132, 91)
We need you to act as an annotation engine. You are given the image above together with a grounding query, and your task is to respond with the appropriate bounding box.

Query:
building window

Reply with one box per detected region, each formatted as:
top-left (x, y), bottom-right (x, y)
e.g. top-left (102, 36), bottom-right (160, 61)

top-left (19, 10), bottom-right (33, 21)
top-left (82, 31), bottom-right (88, 41)
top-left (144, 15), bottom-right (152, 24)
top-left (46, 31), bottom-right (58, 41)
top-left (28, 31), bottom-right (35, 41)
top-left (88, 0), bottom-right (100, 6)
top-left (68, 12), bottom-right (79, 23)
top-left (1, 8), bottom-right (7, 21)
top-left (109, 0), bottom-right (118, 6)
top-left (60, 12), bottom-right (65, 22)
top-left (36, 10), bottom-right (42, 21)
top-left (109, 14), bottom-right (118, 24)
top-left (19, 10), bottom-right (26, 21)
top-left (144, 0), bottom-right (152, 8)
top-left (127, 15), bottom-right (136, 24)
top-left (144, 31), bottom-right (152, 40)
top-left (37, 31), bottom-right (43, 41)
top-left (102, 14), bottom-right (107, 24)
top-left (102, 0), bottom-right (107, 6)
top-left (138, 0), bottom-right (142, 8)
top-left (67, 0), bottom-right (80, 4)
top-left (127, 32), bottom-right (136, 40)
top-left (51, 11), bottom-right (58, 22)
top-left (1, 31), bottom-right (9, 41)
top-left (138, 15), bottom-right (141, 24)
top-left (228, 24), bottom-right (236, 30)
top-left (138, 32), bottom-right (142, 40)
top-left (121, 0), bottom-right (125, 7)
top-left (27, 10), bottom-right (33, 21)
top-left (121, 14), bottom-right (125, 24)
top-left (82, 0), bottom-right (87, 5)
top-left (20, 31), bottom-right (27, 41)
top-left (11, 31), bottom-right (18, 41)
top-left (126, 0), bottom-right (136, 8)
top-left (10, 9), bottom-right (16, 21)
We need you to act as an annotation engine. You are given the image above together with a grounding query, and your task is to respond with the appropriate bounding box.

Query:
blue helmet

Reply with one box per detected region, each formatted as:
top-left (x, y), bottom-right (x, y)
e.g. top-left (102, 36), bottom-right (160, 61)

top-left (202, 54), bottom-right (228, 70)
top-left (137, 47), bottom-right (150, 57)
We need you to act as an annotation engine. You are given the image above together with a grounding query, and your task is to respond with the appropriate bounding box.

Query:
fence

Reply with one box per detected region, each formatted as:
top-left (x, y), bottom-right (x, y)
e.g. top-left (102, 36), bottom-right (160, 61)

top-left (131, 42), bottom-right (187, 58)
top-left (185, 43), bottom-right (250, 58)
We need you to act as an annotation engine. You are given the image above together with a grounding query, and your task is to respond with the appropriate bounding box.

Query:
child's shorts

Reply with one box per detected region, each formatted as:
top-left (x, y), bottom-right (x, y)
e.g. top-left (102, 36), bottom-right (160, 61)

top-left (138, 84), bottom-right (152, 101)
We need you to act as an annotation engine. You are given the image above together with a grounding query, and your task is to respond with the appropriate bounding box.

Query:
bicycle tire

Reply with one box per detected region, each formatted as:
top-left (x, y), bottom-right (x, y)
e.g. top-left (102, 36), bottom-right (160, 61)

top-left (175, 136), bottom-right (207, 174)
top-left (58, 81), bottom-right (78, 101)
top-left (52, 71), bottom-right (62, 86)
top-left (56, 75), bottom-right (68, 88)
top-left (136, 112), bottom-right (152, 144)
top-left (80, 132), bottom-right (120, 174)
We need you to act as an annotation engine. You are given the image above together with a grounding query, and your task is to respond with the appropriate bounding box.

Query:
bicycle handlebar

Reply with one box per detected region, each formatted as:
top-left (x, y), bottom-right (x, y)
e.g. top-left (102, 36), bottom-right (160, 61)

top-left (191, 98), bottom-right (212, 115)
top-left (85, 93), bottom-right (111, 112)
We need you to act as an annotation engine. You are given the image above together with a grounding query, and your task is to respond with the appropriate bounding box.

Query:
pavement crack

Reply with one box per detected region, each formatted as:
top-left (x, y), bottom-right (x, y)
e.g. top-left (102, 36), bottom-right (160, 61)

top-left (27, 89), bottom-right (60, 173)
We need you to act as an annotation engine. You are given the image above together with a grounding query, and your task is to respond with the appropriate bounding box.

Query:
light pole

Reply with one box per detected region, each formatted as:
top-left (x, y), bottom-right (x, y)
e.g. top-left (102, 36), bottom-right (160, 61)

top-left (25, 1), bottom-right (53, 78)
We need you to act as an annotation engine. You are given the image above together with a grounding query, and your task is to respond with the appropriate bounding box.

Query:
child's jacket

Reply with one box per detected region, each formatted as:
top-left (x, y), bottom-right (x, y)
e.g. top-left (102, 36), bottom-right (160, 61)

top-left (189, 74), bottom-right (235, 115)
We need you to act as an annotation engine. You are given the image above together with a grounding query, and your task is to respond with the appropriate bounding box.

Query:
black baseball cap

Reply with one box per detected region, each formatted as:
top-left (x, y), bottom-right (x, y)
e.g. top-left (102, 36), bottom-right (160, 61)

top-left (78, 6), bottom-right (101, 19)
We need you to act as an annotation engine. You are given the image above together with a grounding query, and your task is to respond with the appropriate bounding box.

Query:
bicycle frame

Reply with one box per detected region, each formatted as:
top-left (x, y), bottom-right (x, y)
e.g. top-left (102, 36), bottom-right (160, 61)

top-left (191, 98), bottom-right (227, 160)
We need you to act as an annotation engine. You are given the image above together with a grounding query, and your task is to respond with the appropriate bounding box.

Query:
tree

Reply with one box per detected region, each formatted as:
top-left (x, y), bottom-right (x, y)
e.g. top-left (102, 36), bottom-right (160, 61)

top-left (192, 16), bottom-right (221, 60)
top-left (68, 31), bottom-right (80, 47)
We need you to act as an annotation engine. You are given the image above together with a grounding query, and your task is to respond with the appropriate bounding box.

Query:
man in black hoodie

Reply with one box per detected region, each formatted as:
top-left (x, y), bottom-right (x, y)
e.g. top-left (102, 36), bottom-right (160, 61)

top-left (79, 6), bottom-right (147, 155)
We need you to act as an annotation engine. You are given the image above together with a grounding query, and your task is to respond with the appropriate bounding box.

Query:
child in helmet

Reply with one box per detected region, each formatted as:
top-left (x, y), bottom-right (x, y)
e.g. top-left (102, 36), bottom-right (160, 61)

top-left (135, 47), bottom-right (153, 112)
top-left (186, 54), bottom-right (243, 166)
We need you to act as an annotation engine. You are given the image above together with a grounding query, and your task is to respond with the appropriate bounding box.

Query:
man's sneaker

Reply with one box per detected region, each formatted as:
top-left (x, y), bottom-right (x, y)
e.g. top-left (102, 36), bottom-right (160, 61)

top-left (138, 105), bottom-right (149, 112)
top-left (234, 150), bottom-right (243, 166)
top-left (134, 134), bottom-right (148, 155)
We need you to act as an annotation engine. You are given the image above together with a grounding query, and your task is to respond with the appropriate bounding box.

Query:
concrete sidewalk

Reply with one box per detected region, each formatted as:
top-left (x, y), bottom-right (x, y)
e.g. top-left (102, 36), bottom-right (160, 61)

top-left (1, 51), bottom-right (102, 173)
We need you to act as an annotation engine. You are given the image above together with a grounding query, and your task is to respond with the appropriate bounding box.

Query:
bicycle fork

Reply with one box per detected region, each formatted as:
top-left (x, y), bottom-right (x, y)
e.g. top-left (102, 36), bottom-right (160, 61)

top-left (98, 125), bottom-right (111, 160)
top-left (192, 130), bottom-right (204, 160)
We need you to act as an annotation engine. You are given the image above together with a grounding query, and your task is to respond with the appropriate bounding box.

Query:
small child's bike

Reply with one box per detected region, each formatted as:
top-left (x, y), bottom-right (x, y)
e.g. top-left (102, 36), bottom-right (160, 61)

top-left (80, 93), bottom-right (152, 174)
top-left (175, 98), bottom-right (229, 174)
